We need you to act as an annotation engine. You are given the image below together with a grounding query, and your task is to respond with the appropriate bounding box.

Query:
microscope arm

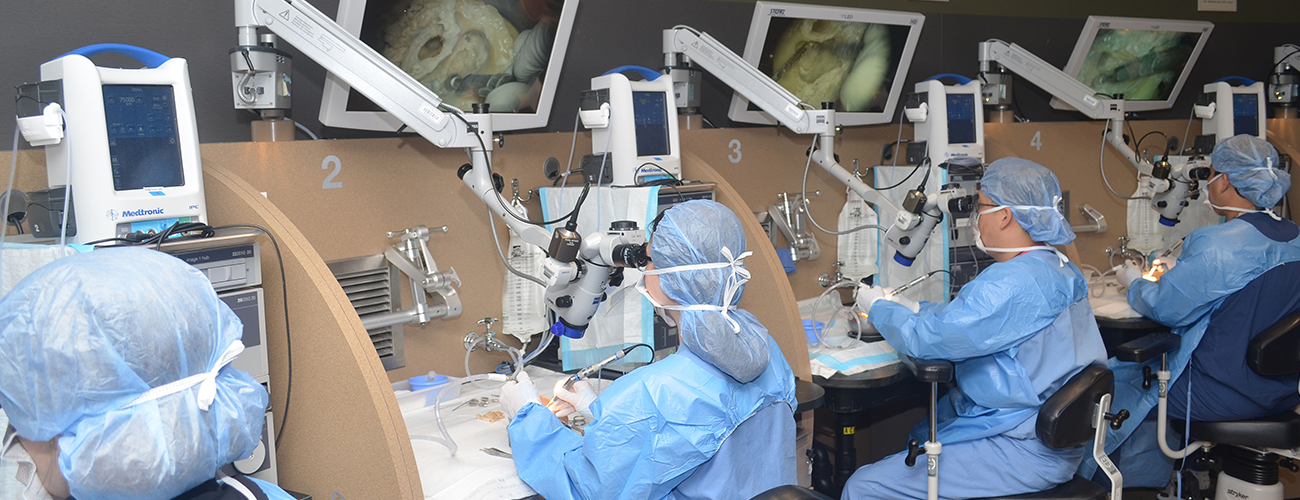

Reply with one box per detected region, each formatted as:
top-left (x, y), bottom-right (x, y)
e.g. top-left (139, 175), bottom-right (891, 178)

top-left (663, 26), bottom-right (899, 214)
top-left (978, 41), bottom-right (1156, 176)
top-left (236, 0), bottom-right (624, 333)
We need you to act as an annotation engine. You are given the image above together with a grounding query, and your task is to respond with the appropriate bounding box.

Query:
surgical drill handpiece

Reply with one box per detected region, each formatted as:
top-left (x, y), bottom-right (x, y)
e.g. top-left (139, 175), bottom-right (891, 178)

top-left (563, 344), bottom-right (653, 389)
top-left (886, 270), bottom-right (945, 299)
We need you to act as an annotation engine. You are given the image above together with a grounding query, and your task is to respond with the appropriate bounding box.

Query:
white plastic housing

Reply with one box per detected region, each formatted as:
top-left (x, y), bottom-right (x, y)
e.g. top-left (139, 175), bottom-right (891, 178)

top-left (912, 79), bottom-right (984, 163)
top-left (1201, 81), bottom-right (1267, 143)
top-left (588, 72), bottom-right (682, 186)
top-left (38, 55), bottom-right (207, 244)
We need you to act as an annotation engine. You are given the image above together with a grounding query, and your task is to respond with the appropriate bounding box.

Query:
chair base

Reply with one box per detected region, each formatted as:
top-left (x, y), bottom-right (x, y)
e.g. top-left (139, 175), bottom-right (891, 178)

top-left (972, 476), bottom-right (1107, 500)
top-left (1171, 411), bottom-right (1300, 450)
top-left (749, 485), bottom-right (835, 500)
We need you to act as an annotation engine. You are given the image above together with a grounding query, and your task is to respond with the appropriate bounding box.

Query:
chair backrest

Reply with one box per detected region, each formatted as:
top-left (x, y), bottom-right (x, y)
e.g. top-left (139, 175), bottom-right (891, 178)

top-left (676, 402), bottom-right (797, 499)
top-left (1199, 262), bottom-right (1300, 379)
top-left (1248, 309), bottom-right (1300, 377)
top-left (1035, 365), bottom-right (1113, 449)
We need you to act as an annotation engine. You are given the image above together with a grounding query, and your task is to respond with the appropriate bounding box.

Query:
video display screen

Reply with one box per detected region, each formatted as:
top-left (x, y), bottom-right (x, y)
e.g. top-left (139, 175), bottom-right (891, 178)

top-left (350, 0), bottom-right (567, 114)
top-left (633, 91), bottom-right (670, 157)
top-left (1075, 29), bottom-right (1203, 101)
top-left (103, 85), bottom-right (184, 191)
top-left (946, 93), bottom-right (977, 145)
top-left (1233, 93), bottom-right (1259, 137)
top-left (752, 18), bottom-right (913, 113)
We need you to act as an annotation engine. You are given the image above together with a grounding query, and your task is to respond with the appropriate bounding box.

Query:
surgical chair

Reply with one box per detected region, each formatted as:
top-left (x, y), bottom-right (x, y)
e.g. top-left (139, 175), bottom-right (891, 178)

top-left (751, 360), bottom-right (1129, 500)
top-left (1115, 308), bottom-right (1300, 500)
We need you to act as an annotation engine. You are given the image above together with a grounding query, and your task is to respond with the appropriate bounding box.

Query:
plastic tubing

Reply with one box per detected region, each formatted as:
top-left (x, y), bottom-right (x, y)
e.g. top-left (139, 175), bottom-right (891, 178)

top-left (812, 280), bottom-right (858, 348)
top-left (411, 373), bottom-right (509, 456)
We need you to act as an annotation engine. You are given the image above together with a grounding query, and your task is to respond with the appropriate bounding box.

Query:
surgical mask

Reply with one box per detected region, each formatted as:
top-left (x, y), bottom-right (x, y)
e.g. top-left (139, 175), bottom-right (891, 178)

top-left (1203, 173), bottom-right (1283, 221)
top-left (633, 246), bottom-right (753, 333)
top-left (2, 427), bottom-right (57, 500)
top-left (971, 201), bottom-right (1069, 266)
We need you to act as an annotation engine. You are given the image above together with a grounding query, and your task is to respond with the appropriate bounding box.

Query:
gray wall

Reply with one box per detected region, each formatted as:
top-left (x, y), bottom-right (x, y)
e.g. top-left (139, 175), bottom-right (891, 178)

top-left (3, 1), bottom-right (1299, 149)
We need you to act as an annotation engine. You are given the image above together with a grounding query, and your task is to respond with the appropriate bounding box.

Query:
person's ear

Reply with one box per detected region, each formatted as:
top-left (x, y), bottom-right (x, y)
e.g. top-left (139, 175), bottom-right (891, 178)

top-left (997, 208), bottom-right (1014, 230)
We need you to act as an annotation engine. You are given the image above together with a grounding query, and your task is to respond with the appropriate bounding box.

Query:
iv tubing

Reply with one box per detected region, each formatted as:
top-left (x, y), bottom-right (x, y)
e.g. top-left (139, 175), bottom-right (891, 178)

top-left (2, 124), bottom-right (19, 272)
top-left (412, 373), bottom-right (508, 457)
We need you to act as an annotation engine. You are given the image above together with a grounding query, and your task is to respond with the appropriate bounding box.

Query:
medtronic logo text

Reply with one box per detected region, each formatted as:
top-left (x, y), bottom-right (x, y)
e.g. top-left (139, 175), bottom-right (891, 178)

top-left (119, 208), bottom-right (167, 218)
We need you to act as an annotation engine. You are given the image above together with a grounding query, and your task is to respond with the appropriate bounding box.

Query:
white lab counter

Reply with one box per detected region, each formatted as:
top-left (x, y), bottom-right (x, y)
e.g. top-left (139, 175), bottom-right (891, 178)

top-left (401, 366), bottom-right (607, 500)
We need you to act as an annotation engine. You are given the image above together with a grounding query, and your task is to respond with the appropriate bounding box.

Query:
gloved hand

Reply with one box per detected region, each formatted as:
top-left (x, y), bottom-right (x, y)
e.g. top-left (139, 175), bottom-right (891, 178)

top-left (855, 284), bottom-right (887, 310)
top-left (1116, 261), bottom-right (1143, 287)
top-left (884, 289), bottom-right (922, 313)
top-left (551, 379), bottom-right (597, 422)
top-left (1149, 257), bottom-right (1176, 280)
top-left (500, 371), bottom-right (541, 419)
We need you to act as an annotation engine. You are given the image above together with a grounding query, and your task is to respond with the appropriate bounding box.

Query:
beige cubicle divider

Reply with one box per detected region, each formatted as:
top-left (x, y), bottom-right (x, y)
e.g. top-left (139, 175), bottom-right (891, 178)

top-left (1267, 118), bottom-right (1300, 216)
top-left (681, 118), bottom-right (1258, 290)
top-left (202, 164), bottom-right (422, 500)
top-left (198, 133), bottom-right (811, 381)
top-left (0, 148), bottom-right (422, 500)
top-left (680, 125), bottom-right (916, 302)
top-left (679, 149), bottom-right (811, 379)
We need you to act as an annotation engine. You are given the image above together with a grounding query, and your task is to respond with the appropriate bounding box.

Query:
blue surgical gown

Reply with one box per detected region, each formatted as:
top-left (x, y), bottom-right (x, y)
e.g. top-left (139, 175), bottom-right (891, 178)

top-left (1081, 213), bottom-right (1300, 487)
top-left (508, 335), bottom-right (797, 500)
top-left (843, 249), bottom-right (1107, 500)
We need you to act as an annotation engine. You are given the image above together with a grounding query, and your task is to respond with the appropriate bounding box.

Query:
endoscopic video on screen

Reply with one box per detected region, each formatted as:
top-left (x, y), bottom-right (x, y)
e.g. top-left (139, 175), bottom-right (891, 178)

top-left (753, 18), bottom-right (911, 113)
top-left (1076, 29), bottom-right (1202, 102)
top-left (352, 0), bottom-right (564, 113)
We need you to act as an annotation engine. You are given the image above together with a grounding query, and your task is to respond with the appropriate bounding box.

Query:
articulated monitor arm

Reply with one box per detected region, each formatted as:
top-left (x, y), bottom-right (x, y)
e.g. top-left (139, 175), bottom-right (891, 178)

top-left (978, 40), bottom-right (1210, 225)
top-left (663, 26), bottom-right (899, 215)
top-left (1269, 45), bottom-right (1300, 108)
top-left (237, 0), bottom-right (632, 335)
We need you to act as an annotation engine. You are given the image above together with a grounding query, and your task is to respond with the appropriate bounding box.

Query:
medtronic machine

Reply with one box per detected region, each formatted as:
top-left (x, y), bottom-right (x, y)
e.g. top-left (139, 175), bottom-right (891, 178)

top-left (16, 44), bottom-right (207, 244)
top-left (231, 0), bottom-right (641, 338)
top-left (904, 77), bottom-right (985, 164)
top-left (160, 229), bottom-right (277, 484)
top-left (1195, 80), bottom-right (1268, 152)
top-left (580, 68), bottom-right (682, 185)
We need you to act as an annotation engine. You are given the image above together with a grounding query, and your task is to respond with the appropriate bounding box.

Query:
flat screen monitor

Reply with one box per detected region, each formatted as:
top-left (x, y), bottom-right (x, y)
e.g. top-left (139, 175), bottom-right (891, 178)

top-left (1233, 93), bottom-right (1260, 137)
top-left (946, 93), bottom-right (977, 145)
top-left (1055, 16), bottom-right (1213, 113)
top-left (730, 1), bottom-right (924, 127)
top-left (103, 84), bottom-right (185, 190)
top-left (633, 91), bottom-right (670, 157)
top-left (320, 0), bottom-right (580, 132)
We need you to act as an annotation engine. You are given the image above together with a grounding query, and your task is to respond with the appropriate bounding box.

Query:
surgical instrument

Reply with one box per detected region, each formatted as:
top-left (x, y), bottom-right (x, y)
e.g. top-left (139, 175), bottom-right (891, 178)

top-left (563, 343), bottom-right (654, 390)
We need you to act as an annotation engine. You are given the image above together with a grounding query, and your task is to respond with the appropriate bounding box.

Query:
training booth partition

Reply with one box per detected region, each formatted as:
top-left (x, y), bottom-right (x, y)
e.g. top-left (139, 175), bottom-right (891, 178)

top-left (4, 138), bottom-right (815, 498)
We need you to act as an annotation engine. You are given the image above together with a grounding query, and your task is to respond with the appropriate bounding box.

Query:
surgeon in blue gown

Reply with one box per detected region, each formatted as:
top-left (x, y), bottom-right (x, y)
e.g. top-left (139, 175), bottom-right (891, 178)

top-left (1081, 134), bottom-right (1300, 488)
top-left (0, 248), bottom-right (294, 500)
top-left (499, 200), bottom-right (799, 500)
top-left (842, 158), bottom-right (1107, 500)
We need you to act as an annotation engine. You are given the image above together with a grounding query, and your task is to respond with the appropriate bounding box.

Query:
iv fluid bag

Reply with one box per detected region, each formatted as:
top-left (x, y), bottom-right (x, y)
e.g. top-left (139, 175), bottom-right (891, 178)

top-left (837, 186), bottom-right (878, 283)
top-left (502, 202), bottom-right (549, 344)
top-left (1126, 173), bottom-right (1164, 255)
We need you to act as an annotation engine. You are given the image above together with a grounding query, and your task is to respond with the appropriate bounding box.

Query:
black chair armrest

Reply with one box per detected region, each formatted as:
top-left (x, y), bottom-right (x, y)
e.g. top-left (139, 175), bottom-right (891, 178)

top-left (1114, 332), bottom-right (1180, 363)
top-left (904, 356), bottom-right (953, 384)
